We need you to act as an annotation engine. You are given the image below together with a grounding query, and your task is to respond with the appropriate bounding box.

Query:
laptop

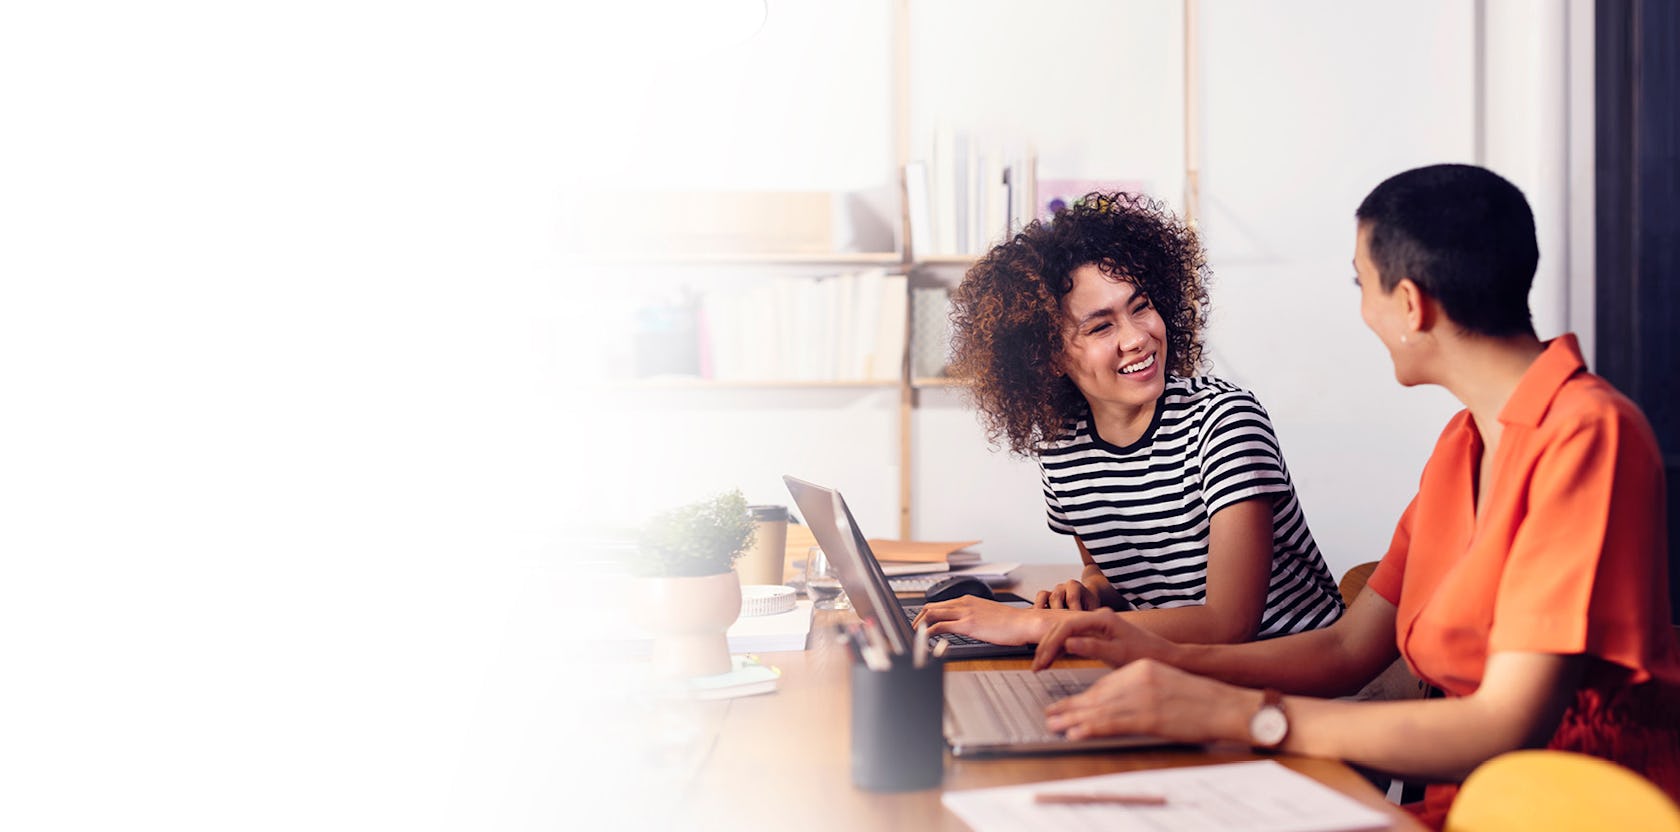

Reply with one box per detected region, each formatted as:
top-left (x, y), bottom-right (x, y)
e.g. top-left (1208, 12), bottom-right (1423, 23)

top-left (783, 475), bottom-right (1177, 757)
top-left (783, 474), bottom-right (1033, 660)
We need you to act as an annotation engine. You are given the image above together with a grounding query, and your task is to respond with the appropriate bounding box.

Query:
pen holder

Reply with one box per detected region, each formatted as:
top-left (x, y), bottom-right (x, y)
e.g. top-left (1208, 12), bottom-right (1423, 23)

top-left (850, 653), bottom-right (944, 791)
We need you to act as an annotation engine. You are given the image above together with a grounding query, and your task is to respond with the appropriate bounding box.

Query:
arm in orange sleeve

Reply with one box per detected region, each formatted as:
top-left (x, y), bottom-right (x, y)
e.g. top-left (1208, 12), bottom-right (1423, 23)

top-left (1490, 408), bottom-right (1667, 671)
top-left (1364, 493), bottom-right (1418, 607)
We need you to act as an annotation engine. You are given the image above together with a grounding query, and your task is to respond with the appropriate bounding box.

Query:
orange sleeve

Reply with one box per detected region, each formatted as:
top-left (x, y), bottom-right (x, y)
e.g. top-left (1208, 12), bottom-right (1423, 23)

top-left (1366, 494), bottom-right (1417, 607)
top-left (1488, 405), bottom-right (1668, 680)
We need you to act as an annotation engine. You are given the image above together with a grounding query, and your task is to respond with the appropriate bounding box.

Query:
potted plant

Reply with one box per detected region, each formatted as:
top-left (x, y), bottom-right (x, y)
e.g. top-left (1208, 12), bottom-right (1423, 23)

top-left (635, 489), bottom-right (757, 678)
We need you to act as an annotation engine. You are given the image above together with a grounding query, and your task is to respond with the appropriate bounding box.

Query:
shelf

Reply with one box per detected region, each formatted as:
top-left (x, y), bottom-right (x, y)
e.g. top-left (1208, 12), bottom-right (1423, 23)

top-left (912, 376), bottom-right (969, 388)
top-left (910, 254), bottom-right (980, 267)
top-left (600, 378), bottom-right (903, 391)
top-left (583, 252), bottom-right (907, 267)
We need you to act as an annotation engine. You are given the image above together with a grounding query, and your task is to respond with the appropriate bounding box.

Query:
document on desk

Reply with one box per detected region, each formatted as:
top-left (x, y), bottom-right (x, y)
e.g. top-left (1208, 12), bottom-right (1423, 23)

top-left (942, 760), bottom-right (1390, 832)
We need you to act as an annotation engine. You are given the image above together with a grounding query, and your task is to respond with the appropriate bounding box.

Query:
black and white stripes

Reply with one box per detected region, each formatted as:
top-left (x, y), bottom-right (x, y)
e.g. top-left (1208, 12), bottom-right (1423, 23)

top-left (1038, 376), bottom-right (1344, 638)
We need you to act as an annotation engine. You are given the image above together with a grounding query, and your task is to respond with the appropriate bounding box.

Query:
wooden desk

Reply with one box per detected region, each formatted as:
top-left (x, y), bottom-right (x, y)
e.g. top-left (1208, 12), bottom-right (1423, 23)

top-left (621, 565), bottom-right (1425, 831)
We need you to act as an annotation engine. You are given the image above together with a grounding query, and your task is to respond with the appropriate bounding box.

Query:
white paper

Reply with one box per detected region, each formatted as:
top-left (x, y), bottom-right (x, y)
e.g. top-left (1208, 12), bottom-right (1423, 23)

top-left (941, 760), bottom-right (1390, 832)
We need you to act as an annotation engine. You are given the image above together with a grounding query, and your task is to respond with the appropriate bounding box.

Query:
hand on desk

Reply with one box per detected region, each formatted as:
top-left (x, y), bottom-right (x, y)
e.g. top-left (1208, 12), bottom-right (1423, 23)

top-left (911, 597), bottom-right (1060, 645)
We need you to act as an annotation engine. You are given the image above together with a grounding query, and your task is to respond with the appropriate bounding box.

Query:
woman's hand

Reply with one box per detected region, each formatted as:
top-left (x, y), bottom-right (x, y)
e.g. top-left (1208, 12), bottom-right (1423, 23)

top-left (1044, 659), bottom-right (1253, 743)
top-left (910, 597), bottom-right (1057, 645)
top-left (1034, 579), bottom-right (1102, 610)
top-left (1031, 609), bottom-right (1175, 670)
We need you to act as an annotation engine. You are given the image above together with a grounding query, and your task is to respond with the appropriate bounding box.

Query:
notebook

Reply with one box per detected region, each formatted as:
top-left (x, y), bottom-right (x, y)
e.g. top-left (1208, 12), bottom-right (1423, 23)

top-left (783, 475), bottom-right (1177, 757)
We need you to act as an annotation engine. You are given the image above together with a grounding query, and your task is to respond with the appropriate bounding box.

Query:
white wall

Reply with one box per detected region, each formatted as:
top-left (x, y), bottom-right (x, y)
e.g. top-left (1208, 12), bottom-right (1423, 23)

top-left (583, 1), bottom-right (1590, 586)
top-left (1190, 0), bottom-right (1477, 577)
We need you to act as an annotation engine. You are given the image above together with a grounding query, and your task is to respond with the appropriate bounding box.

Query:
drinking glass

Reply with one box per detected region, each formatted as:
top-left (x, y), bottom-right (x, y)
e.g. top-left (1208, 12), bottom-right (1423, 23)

top-left (805, 546), bottom-right (851, 611)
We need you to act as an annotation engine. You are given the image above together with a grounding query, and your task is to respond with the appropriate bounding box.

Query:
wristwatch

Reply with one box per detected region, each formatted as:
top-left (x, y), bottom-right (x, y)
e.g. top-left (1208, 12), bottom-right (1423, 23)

top-left (1249, 688), bottom-right (1289, 750)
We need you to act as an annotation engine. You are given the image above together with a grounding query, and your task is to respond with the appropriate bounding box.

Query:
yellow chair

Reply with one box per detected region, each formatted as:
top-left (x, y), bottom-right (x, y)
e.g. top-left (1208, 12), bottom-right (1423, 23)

top-left (1446, 749), bottom-right (1680, 832)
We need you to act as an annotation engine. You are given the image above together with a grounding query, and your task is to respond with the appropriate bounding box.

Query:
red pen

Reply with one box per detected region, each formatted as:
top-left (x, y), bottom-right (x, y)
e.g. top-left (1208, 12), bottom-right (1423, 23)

top-left (1033, 792), bottom-right (1169, 807)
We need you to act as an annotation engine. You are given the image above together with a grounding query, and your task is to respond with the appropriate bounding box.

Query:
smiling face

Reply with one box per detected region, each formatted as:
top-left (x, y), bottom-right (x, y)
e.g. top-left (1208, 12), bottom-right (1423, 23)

top-left (1059, 263), bottom-right (1168, 425)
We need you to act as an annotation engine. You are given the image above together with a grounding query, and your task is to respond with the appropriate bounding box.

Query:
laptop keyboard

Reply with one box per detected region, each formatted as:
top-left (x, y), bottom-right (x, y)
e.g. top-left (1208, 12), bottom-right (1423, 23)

top-left (967, 670), bottom-right (1096, 743)
top-left (900, 608), bottom-right (985, 646)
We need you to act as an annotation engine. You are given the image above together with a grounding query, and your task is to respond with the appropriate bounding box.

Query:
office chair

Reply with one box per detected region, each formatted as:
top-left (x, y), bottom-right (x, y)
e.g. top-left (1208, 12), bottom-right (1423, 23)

top-left (1338, 562), bottom-right (1426, 704)
top-left (1445, 749), bottom-right (1680, 832)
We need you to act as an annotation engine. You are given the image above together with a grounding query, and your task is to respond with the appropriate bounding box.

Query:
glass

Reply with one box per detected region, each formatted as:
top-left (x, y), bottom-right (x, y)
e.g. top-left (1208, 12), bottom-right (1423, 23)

top-left (804, 545), bottom-right (851, 611)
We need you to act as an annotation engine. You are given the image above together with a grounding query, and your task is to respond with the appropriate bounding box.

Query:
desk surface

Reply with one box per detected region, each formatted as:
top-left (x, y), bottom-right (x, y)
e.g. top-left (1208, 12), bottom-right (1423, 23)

top-left (607, 564), bottom-right (1425, 831)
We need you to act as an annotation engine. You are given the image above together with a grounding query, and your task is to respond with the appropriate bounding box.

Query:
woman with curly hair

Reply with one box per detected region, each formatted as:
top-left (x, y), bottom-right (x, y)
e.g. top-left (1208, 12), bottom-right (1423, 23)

top-left (912, 193), bottom-right (1345, 646)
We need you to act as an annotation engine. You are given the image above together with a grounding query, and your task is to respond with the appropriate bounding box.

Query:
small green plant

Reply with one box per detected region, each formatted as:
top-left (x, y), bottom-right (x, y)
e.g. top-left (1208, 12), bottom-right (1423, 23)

top-left (634, 489), bottom-right (757, 577)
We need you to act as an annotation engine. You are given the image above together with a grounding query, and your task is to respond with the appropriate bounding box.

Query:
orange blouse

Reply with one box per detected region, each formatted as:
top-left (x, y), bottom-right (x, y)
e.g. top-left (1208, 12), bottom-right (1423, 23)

top-left (1366, 334), bottom-right (1680, 826)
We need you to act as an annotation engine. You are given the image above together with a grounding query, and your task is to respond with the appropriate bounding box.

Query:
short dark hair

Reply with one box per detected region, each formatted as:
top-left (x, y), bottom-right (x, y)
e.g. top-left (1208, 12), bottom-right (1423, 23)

top-left (949, 192), bottom-right (1209, 455)
top-left (1354, 163), bottom-right (1538, 337)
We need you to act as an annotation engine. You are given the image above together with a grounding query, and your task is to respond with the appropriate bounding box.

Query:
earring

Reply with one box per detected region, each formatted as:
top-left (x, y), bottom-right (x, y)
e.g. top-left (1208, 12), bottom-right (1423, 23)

top-left (1400, 334), bottom-right (1409, 345)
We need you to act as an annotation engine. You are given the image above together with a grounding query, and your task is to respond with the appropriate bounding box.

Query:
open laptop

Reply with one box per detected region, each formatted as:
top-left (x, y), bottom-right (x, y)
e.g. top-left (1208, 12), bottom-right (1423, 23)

top-left (783, 474), bottom-right (1033, 660)
top-left (783, 475), bottom-right (1176, 756)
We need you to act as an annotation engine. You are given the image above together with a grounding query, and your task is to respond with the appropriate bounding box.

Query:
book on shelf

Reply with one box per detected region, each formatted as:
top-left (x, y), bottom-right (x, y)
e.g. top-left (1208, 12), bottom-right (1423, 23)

top-left (690, 269), bottom-right (909, 383)
top-left (910, 127), bottom-right (1036, 257)
top-left (905, 160), bottom-right (932, 259)
top-left (911, 285), bottom-right (952, 379)
top-left (872, 276), bottom-right (909, 381)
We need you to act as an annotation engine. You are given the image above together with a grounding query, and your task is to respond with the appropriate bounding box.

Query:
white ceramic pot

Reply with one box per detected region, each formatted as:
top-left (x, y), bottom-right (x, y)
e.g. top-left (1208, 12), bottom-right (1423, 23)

top-left (639, 570), bottom-right (742, 678)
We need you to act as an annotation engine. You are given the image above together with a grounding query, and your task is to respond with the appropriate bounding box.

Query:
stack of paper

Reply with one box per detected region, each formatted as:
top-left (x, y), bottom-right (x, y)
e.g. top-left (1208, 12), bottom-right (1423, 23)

top-left (600, 599), bottom-right (815, 656)
top-left (723, 600), bottom-right (814, 653)
top-left (942, 760), bottom-right (1390, 832)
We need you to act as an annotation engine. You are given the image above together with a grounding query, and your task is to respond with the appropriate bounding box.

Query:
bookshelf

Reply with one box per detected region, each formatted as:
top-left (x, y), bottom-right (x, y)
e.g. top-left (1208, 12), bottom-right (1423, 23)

top-left (604, 379), bottom-right (901, 391)
top-left (601, 0), bottom-right (1198, 539)
top-left (591, 252), bottom-right (906, 268)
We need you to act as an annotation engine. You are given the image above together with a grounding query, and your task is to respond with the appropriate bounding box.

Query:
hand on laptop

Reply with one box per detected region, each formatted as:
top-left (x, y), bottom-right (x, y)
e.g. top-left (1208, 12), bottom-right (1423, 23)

top-left (1035, 579), bottom-right (1102, 610)
top-left (1042, 658), bottom-right (1253, 744)
top-left (1031, 610), bottom-right (1173, 671)
top-left (912, 597), bottom-right (1059, 646)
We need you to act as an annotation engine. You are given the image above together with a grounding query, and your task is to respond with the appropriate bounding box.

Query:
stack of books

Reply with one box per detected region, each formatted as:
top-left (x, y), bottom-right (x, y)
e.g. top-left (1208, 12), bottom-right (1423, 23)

top-left (785, 523), bottom-right (1016, 591)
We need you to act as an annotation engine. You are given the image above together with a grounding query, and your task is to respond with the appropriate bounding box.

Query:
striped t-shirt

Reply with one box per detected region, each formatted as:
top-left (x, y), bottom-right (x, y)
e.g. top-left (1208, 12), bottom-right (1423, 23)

top-left (1038, 376), bottom-right (1344, 638)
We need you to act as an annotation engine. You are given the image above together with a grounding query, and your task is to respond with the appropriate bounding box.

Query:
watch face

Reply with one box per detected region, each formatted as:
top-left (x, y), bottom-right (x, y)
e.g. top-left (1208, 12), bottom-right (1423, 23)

top-left (1251, 706), bottom-right (1288, 747)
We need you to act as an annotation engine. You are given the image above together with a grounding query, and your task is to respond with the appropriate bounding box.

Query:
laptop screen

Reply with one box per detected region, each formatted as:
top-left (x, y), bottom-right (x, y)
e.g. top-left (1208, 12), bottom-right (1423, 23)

top-left (783, 475), bottom-right (913, 656)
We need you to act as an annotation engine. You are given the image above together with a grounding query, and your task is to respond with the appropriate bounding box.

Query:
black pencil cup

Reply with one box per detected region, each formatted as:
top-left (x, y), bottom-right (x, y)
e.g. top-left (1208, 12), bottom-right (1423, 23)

top-left (849, 654), bottom-right (945, 791)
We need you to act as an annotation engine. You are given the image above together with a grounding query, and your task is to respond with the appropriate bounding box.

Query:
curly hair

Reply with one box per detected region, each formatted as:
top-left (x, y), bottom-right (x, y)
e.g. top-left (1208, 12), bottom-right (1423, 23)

top-left (948, 192), bottom-right (1210, 457)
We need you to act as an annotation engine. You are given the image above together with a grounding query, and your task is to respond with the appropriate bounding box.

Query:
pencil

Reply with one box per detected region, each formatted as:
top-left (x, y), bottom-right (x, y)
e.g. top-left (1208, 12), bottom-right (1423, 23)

top-left (1032, 792), bottom-right (1168, 806)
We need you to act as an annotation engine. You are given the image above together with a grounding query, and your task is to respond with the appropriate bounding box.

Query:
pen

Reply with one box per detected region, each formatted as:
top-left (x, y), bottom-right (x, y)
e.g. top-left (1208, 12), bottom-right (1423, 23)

top-left (1032, 792), bottom-right (1168, 807)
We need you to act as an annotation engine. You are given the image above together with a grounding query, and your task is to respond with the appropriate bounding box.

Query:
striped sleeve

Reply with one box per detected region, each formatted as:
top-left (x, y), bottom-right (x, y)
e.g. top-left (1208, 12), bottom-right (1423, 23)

top-left (1197, 391), bottom-right (1290, 516)
top-left (1039, 455), bottom-right (1077, 535)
